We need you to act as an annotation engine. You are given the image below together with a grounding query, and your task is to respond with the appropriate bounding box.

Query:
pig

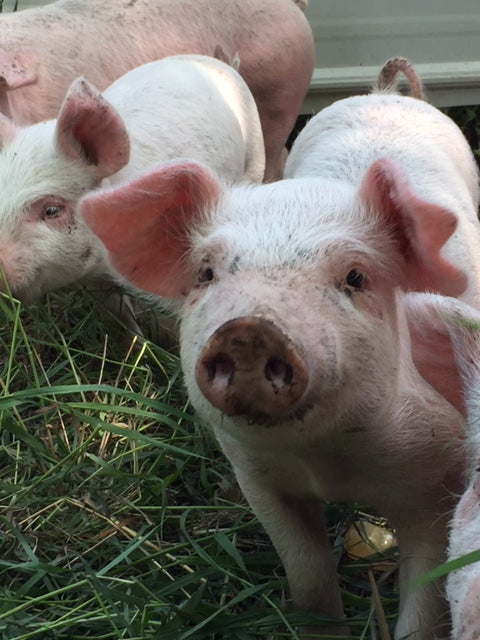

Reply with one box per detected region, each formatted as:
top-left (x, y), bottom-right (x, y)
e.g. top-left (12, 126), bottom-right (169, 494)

top-left (79, 60), bottom-right (480, 637)
top-left (0, 54), bottom-right (265, 319)
top-left (404, 292), bottom-right (480, 640)
top-left (0, 0), bottom-right (314, 181)
top-left (284, 60), bottom-right (480, 307)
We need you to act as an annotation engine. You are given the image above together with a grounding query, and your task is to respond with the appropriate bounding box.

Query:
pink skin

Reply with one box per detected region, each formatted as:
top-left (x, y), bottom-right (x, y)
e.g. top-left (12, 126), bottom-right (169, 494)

top-left (0, 0), bottom-right (314, 180)
top-left (405, 293), bottom-right (480, 640)
top-left (81, 159), bottom-right (468, 639)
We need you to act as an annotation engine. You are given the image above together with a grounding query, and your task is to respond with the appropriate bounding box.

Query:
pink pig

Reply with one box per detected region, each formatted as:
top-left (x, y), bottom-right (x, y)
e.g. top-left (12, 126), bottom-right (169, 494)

top-left (0, 0), bottom-right (314, 181)
top-left (79, 58), bottom-right (480, 635)
top-left (404, 292), bottom-right (480, 640)
top-left (0, 54), bottom-right (265, 309)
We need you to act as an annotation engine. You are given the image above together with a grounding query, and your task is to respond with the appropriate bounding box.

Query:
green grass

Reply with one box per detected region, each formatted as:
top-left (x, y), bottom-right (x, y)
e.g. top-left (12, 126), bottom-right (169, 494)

top-left (0, 289), bottom-right (401, 639)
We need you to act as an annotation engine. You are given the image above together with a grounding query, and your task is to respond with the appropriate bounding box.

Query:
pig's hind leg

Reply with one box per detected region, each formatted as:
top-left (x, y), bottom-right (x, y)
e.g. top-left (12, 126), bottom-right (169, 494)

top-left (395, 517), bottom-right (452, 640)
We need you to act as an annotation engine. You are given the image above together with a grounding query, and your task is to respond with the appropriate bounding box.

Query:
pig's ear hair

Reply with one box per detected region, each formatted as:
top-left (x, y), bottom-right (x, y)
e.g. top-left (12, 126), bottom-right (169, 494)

top-left (405, 292), bottom-right (466, 415)
top-left (360, 157), bottom-right (467, 297)
top-left (0, 46), bottom-right (38, 90)
top-left (81, 160), bottom-right (222, 299)
top-left (437, 296), bottom-right (480, 424)
top-left (0, 112), bottom-right (17, 146)
top-left (55, 77), bottom-right (130, 179)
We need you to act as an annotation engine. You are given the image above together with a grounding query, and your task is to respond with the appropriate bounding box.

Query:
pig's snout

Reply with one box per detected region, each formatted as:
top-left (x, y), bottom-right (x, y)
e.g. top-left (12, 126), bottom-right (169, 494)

top-left (195, 317), bottom-right (308, 418)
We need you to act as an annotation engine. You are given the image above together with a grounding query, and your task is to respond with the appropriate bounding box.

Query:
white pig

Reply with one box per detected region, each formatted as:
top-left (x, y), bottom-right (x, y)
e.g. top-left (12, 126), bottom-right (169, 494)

top-left (79, 61), bottom-right (480, 637)
top-left (0, 54), bottom-right (265, 310)
top-left (404, 292), bottom-right (480, 640)
top-left (284, 82), bottom-right (480, 308)
top-left (0, 0), bottom-right (314, 181)
top-left (80, 173), bottom-right (466, 639)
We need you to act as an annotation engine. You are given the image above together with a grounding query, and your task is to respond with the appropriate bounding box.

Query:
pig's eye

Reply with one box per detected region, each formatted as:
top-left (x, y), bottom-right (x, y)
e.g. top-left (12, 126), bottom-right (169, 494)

top-left (198, 266), bottom-right (214, 284)
top-left (42, 205), bottom-right (63, 220)
top-left (345, 269), bottom-right (365, 290)
top-left (28, 196), bottom-right (72, 227)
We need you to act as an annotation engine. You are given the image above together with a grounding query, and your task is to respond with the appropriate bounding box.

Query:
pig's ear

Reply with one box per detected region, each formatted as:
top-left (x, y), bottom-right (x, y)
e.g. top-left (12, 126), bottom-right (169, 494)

top-left (438, 297), bottom-right (480, 422)
top-left (405, 292), bottom-right (475, 416)
top-left (360, 157), bottom-right (467, 297)
top-left (81, 161), bottom-right (222, 298)
top-left (55, 77), bottom-right (130, 179)
top-left (0, 47), bottom-right (38, 90)
top-left (0, 112), bottom-right (17, 146)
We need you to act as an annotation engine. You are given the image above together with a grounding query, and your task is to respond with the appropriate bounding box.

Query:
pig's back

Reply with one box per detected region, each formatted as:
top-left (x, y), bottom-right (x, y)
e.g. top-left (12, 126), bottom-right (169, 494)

top-left (1, 0), bottom-right (306, 111)
top-left (102, 56), bottom-right (264, 185)
top-left (285, 93), bottom-right (480, 308)
top-left (286, 93), bottom-right (480, 217)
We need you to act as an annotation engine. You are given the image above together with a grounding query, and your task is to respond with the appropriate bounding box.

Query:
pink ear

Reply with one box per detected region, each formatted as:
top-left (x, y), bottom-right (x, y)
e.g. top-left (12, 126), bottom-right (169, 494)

top-left (360, 158), bottom-right (467, 297)
top-left (81, 161), bottom-right (222, 298)
top-left (55, 77), bottom-right (130, 179)
top-left (0, 47), bottom-right (37, 90)
top-left (439, 298), bottom-right (480, 422)
top-left (405, 292), bottom-right (467, 415)
top-left (0, 112), bottom-right (17, 146)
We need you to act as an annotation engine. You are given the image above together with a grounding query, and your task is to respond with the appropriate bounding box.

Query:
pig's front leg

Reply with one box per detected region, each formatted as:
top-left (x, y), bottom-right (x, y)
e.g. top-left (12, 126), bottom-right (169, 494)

top-left (394, 518), bottom-right (451, 640)
top-left (221, 444), bottom-right (349, 637)
top-left (277, 494), bottom-right (350, 639)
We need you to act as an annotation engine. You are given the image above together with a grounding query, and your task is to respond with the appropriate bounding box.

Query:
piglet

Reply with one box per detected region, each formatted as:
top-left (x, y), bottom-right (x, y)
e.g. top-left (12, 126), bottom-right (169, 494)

top-left (0, 54), bottom-right (265, 324)
top-left (81, 57), bottom-right (480, 637)
top-left (284, 59), bottom-right (480, 307)
top-left (0, 0), bottom-right (313, 180)
top-left (405, 292), bottom-right (480, 640)
top-left (79, 81), bottom-right (477, 640)
top-left (81, 161), bottom-right (466, 639)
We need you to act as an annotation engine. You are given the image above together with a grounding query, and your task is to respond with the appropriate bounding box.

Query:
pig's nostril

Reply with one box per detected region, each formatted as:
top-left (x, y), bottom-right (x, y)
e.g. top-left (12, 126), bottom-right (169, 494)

top-left (264, 357), bottom-right (293, 386)
top-left (206, 353), bottom-right (235, 385)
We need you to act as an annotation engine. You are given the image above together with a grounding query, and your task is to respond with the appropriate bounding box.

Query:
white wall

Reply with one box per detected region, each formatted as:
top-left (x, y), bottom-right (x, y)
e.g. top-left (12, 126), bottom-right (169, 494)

top-left (2, 0), bottom-right (37, 9)
top-left (304, 0), bottom-right (480, 111)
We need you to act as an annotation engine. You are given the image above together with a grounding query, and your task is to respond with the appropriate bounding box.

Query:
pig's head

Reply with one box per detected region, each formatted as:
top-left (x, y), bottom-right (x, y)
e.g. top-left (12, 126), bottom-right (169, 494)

top-left (0, 76), bottom-right (130, 302)
top-left (407, 293), bottom-right (480, 640)
top-left (81, 157), bottom-right (465, 445)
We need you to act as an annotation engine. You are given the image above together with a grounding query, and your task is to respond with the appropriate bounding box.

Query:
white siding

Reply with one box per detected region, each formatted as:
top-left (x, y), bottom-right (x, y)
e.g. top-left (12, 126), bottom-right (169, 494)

top-left (304, 0), bottom-right (480, 111)
top-left (1, 0), bottom-right (39, 9)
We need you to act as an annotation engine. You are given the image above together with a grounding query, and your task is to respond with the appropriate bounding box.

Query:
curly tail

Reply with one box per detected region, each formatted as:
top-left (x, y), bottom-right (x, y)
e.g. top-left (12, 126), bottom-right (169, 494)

top-left (292, 0), bottom-right (308, 10)
top-left (375, 56), bottom-right (424, 99)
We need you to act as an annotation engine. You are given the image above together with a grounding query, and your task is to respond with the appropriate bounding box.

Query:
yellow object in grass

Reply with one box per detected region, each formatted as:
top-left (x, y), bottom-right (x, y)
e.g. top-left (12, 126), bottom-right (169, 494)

top-left (344, 520), bottom-right (397, 570)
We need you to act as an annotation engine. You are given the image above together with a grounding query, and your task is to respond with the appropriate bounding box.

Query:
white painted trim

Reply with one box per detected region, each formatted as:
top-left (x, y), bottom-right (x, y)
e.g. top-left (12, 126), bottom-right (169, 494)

top-left (304, 61), bottom-right (480, 111)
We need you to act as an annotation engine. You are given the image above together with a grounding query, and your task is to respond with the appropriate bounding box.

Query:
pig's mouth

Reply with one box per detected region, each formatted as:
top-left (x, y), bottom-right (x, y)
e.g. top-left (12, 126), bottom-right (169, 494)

top-left (239, 402), bottom-right (315, 428)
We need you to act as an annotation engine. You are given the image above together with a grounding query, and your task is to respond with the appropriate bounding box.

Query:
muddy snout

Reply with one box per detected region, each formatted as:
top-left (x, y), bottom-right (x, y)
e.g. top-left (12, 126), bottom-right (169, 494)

top-left (195, 316), bottom-right (309, 418)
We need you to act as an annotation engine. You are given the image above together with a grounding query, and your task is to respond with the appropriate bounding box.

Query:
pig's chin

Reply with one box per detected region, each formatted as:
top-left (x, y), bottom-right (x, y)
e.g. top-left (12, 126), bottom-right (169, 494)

top-left (221, 398), bottom-right (315, 428)
top-left (235, 403), bottom-right (315, 428)
top-left (194, 392), bottom-right (316, 431)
